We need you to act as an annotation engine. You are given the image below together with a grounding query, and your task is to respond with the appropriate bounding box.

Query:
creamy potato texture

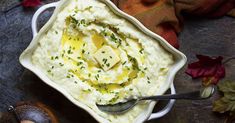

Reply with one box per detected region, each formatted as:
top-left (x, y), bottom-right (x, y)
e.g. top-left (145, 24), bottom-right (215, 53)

top-left (32, 0), bottom-right (174, 122)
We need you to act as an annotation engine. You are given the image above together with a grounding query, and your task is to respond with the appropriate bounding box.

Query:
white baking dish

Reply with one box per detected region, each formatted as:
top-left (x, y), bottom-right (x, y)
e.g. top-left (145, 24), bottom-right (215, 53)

top-left (19, 0), bottom-right (187, 122)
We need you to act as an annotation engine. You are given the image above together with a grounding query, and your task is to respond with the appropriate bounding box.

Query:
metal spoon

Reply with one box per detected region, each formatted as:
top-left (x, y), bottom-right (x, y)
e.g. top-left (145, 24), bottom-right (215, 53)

top-left (96, 85), bottom-right (215, 114)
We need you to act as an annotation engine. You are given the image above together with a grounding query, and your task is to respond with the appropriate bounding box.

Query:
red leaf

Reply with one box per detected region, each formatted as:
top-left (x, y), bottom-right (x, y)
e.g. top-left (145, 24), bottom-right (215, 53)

top-left (22, 0), bottom-right (41, 7)
top-left (186, 55), bottom-right (225, 85)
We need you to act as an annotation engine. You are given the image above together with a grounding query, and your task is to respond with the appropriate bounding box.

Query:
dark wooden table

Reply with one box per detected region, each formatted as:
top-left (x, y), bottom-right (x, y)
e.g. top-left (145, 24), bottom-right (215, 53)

top-left (0, 0), bottom-right (235, 123)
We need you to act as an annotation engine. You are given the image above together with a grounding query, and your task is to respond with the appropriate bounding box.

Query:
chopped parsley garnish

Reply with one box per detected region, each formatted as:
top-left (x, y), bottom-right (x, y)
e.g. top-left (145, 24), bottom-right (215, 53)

top-left (85, 6), bottom-right (93, 11)
top-left (59, 63), bottom-right (64, 66)
top-left (122, 61), bottom-right (127, 65)
top-left (67, 49), bottom-right (72, 54)
top-left (77, 62), bottom-right (83, 66)
top-left (70, 16), bottom-right (78, 24)
top-left (139, 48), bottom-right (144, 54)
top-left (95, 76), bottom-right (99, 81)
top-left (55, 56), bottom-right (59, 59)
top-left (100, 30), bottom-right (107, 36)
top-left (101, 51), bottom-right (105, 53)
top-left (82, 49), bottom-right (85, 54)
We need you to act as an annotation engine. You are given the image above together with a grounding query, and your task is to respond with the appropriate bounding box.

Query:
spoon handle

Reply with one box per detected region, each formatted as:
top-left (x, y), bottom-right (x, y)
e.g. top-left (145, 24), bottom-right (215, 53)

top-left (140, 86), bottom-right (215, 101)
top-left (140, 91), bottom-right (203, 101)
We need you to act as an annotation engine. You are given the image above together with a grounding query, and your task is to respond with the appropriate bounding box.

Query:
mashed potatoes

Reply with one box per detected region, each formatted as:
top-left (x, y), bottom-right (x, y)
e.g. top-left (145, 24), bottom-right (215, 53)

top-left (32, 0), bottom-right (174, 122)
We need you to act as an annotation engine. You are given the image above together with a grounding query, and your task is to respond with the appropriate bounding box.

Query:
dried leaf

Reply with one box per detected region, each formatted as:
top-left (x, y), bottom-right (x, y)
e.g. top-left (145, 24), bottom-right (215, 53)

top-left (213, 81), bottom-right (235, 122)
top-left (21, 0), bottom-right (41, 7)
top-left (186, 55), bottom-right (225, 85)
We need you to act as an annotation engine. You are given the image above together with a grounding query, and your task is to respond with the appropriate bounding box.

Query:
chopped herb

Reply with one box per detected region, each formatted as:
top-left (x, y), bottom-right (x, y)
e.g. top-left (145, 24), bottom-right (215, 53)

top-left (106, 63), bottom-right (110, 67)
top-left (117, 44), bottom-right (121, 48)
top-left (51, 66), bottom-right (54, 69)
top-left (47, 70), bottom-right (51, 73)
top-left (144, 67), bottom-right (148, 70)
top-left (102, 58), bottom-right (107, 64)
top-left (147, 81), bottom-right (151, 84)
top-left (55, 56), bottom-right (59, 59)
top-left (70, 16), bottom-right (78, 24)
top-left (82, 49), bottom-right (85, 54)
top-left (55, 31), bottom-right (58, 34)
top-left (74, 81), bottom-right (77, 84)
top-left (110, 33), bottom-right (117, 42)
top-left (59, 63), bottom-right (64, 66)
top-left (83, 43), bottom-right (86, 47)
top-left (139, 48), bottom-right (144, 54)
top-left (77, 57), bottom-right (81, 59)
top-left (80, 19), bottom-right (86, 25)
top-left (120, 83), bottom-right (125, 87)
top-left (100, 30), bottom-right (107, 36)
top-left (101, 42), bottom-right (105, 46)
top-left (95, 76), bottom-right (98, 80)
top-left (66, 75), bottom-right (70, 78)
top-left (98, 70), bottom-right (101, 72)
top-left (77, 62), bottom-right (83, 66)
top-left (69, 37), bottom-right (72, 40)
top-left (85, 6), bottom-right (93, 10)
top-left (129, 88), bottom-right (133, 91)
top-left (109, 56), bottom-right (112, 59)
top-left (50, 56), bottom-right (54, 60)
top-left (67, 49), bottom-right (72, 54)
top-left (147, 77), bottom-right (150, 80)
top-left (101, 51), bottom-right (105, 53)
top-left (88, 73), bottom-right (91, 77)
top-left (80, 66), bottom-right (85, 69)
top-left (126, 67), bottom-right (130, 70)
top-left (122, 61), bottom-right (127, 65)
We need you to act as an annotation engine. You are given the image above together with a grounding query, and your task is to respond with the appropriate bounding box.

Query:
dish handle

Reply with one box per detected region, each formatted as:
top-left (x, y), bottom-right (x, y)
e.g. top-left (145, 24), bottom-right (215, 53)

top-left (148, 83), bottom-right (176, 120)
top-left (31, 2), bottom-right (60, 37)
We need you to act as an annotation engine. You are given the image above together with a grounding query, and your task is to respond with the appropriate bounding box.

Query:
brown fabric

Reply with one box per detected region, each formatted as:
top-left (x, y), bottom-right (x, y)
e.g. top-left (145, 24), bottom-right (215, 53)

top-left (111, 0), bottom-right (235, 48)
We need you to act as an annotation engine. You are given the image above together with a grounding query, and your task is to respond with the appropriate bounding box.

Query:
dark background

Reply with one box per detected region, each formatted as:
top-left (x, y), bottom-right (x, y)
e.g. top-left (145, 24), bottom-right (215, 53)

top-left (0, 0), bottom-right (235, 123)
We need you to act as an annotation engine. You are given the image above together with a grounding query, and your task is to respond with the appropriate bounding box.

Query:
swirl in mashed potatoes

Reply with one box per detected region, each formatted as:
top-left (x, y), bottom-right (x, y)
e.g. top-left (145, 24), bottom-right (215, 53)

top-left (32, 0), bottom-right (174, 122)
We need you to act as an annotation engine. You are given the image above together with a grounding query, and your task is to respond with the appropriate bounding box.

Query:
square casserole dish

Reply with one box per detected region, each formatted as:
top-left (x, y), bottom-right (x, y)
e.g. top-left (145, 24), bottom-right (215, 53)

top-left (20, 0), bottom-right (187, 122)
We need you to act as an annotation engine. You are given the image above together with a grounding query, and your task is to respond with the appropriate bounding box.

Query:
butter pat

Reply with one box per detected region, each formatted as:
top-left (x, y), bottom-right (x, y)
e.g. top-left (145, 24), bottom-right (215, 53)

top-left (94, 46), bottom-right (120, 71)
